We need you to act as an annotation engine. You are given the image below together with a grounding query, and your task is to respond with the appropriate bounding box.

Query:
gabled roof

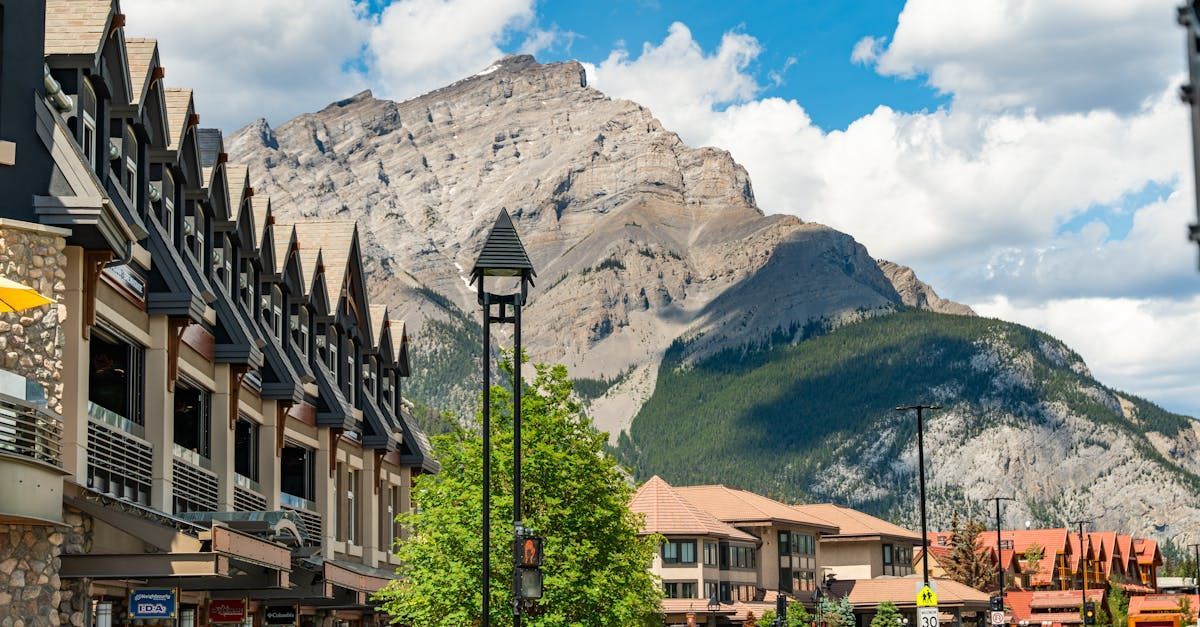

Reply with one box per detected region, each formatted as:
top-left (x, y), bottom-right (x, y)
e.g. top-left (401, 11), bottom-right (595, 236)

top-left (291, 221), bottom-right (357, 301)
top-left (391, 320), bottom-right (408, 366)
top-left (272, 223), bottom-right (295, 278)
top-left (1130, 594), bottom-right (1200, 617)
top-left (226, 164), bottom-right (250, 222)
top-left (1135, 538), bottom-right (1162, 566)
top-left (673, 485), bottom-right (838, 532)
top-left (369, 305), bottom-right (389, 350)
top-left (250, 197), bottom-right (271, 251)
top-left (794, 503), bottom-right (920, 542)
top-left (827, 577), bottom-right (989, 610)
top-left (630, 476), bottom-right (757, 542)
top-left (163, 88), bottom-right (193, 151)
top-left (125, 38), bottom-right (157, 106)
top-left (44, 0), bottom-right (114, 57)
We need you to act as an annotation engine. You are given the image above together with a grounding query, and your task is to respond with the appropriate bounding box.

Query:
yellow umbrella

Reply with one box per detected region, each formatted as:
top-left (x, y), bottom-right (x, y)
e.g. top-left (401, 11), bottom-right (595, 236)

top-left (0, 277), bottom-right (54, 313)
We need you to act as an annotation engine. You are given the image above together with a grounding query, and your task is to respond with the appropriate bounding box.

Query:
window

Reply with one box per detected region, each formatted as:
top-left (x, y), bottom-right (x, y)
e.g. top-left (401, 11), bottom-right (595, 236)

top-left (344, 338), bottom-right (356, 405)
top-left (326, 327), bottom-right (339, 373)
top-left (346, 468), bottom-right (359, 545)
top-left (153, 169), bottom-right (176, 243)
top-left (88, 328), bottom-right (145, 427)
top-left (213, 237), bottom-right (232, 291)
top-left (381, 484), bottom-right (400, 549)
top-left (281, 443), bottom-right (315, 503)
top-left (291, 305), bottom-right (310, 357)
top-left (721, 543), bottom-right (755, 570)
top-left (704, 542), bottom-right (719, 566)
top-left (704, 581), bottom-right (718, 602)
top-left (80, 83), bottom-right (97, 168)
top-left (173, 382), bottom-right (211, 460)
top-left (662, 540), bottom-right (697, 565)
top-left (271, 286), bottom-right (283, 341)
top-left (334, 462), bottom-right (344, 539)
top-left (238, 257), bottom-right (253, 311)
top-left (882, 544), bottom-right (913, 576)
top-left (663, 582), bottom-right (697, 599)
top-left (234, 419), bottom-right (258, 481)
top-left (719, 582), bottom-right (731, 604)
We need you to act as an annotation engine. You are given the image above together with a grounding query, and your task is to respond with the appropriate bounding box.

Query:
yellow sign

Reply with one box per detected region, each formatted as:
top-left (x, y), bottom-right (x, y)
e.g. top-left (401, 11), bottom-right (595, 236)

top-left (917, 585), bottom-right (938, 608)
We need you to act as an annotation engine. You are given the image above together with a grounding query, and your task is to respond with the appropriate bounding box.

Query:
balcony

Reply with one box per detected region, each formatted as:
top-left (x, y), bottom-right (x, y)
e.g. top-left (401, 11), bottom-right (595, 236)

top-left (280, 492), bottom-right (323, 546)
top-left (0, 392), bottom-right (68, 524)
top-left (86, 402), bottom-right (152, 506)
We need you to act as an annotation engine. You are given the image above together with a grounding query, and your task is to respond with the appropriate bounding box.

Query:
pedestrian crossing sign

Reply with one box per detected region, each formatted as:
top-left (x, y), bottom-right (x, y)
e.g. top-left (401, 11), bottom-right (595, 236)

top-left (917, 585), bottom-right (938, 608)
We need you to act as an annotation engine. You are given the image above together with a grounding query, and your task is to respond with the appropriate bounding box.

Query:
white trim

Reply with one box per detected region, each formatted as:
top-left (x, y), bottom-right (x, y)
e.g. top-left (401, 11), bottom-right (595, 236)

top-left (0, 218), bottom-right (71, 237)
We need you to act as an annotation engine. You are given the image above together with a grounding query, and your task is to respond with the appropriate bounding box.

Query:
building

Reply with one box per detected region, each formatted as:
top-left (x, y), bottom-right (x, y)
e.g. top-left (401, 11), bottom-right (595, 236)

top-left (632, 477), bottom-right (990, 627)
top-left (1128, 594), bottom-right (1199, 627)
top-left (794, 503), bottom-right (921, 580)
top-left (1005, 589), bottom-right (1106, 627)
top-left (0, 1), bottom-right (436, 625)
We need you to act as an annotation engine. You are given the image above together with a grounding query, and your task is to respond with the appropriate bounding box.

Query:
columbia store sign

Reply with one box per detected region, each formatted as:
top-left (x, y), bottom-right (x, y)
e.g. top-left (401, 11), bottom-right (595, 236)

top-left (208, 598), bottom-right (248, 623)
top-left (129, 588), bottom-right (177, 619)
top-left (264, 605), bottom-right (299, 625)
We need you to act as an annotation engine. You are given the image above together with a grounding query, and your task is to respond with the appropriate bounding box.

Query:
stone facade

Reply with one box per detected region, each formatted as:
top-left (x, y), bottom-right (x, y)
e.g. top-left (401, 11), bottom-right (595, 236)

top-left (0, 221), bottom-right (67, 413)
top-left (0, 524), bottom-right (64, 626)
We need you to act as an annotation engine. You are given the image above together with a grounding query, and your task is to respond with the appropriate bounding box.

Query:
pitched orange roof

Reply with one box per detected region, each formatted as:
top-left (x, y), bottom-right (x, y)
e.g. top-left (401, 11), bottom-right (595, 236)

top-left (794, 503), bottom-right (920, 542)
top-left (1135, 538), bottom-right (1162, 566)
top-left (630, 476), bottom-right (758, 542)
top-left (1007, 589), bottom-right (1106, 626)
top-left (1130, 594), bottom-right (1200, 616)
top-left (674, 485), bottom-right (838, 532)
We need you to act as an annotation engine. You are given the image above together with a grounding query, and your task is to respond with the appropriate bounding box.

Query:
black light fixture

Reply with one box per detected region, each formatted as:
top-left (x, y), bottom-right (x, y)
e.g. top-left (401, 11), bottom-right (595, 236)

top-left (707, 592), bottom-right (720, 612)
top-left (471, 209), bottom-right (536, 626)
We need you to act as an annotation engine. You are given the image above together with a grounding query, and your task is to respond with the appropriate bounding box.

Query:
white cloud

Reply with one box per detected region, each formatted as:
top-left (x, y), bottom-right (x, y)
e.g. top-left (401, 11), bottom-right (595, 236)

top-left (122, 0), bottom-right (371, 130)
top-left (850, 36), bottom-right (883, 66)
top-left (583, 22), bottom-right (761, 142)
top-left (870, 0), bottom-right (1180, 114)
top-left (366, 0), bottom-right (538, 101)
top-left (976, 295), bottom-right (1200, 415)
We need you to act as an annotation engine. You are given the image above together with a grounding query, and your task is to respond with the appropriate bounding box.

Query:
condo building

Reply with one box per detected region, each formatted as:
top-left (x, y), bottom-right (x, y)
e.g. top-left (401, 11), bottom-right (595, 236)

top-left (0, 1), bottom-right (436, 625)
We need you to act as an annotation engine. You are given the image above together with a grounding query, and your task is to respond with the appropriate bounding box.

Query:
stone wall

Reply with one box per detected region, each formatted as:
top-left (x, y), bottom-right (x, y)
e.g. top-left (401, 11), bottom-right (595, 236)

top-left (0, 524), bottom-right (64, 626)
top-left (0, 221), bottom-right (67, 413)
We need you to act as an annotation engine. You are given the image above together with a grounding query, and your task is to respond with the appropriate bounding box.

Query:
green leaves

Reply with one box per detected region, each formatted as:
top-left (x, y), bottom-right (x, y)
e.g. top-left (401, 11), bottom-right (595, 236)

top-left (374, 360), bottom-right (662, 626)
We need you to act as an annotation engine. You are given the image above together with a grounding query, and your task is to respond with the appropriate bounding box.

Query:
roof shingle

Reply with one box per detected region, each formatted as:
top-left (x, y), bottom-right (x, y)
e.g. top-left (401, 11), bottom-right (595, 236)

top-left (45, 0), bottom-right (113, 57)
top-left (674, 485), bottom-right (838, 532)
top-left (630, 476), bottom-right (758, 542)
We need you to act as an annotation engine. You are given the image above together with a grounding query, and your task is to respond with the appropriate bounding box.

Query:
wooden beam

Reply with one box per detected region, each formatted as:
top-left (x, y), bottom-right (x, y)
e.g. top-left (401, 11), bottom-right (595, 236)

top-left (275, 401), bottom-right (292, 457)
top-left (82, 251), bottom-right (113, 340)
top-left (166, 317), bottom-right (190, 393)
top-left (229, 365), bottom-right (250, 429)
top-left (60, 553), bottom-right (228, 579)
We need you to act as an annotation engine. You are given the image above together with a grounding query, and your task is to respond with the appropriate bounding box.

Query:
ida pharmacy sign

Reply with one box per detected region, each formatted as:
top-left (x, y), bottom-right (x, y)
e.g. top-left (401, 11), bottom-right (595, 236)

top-left (129, 588), bottom-right (178, 620)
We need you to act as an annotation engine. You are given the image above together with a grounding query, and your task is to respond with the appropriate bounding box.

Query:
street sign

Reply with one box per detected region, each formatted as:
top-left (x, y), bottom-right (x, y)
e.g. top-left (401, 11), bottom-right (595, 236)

top-left (917, 584), bottom-right (939, 608)
top-left (918, 605), bottom-right (939, 627)
top-left (129, 589), bottom-right (177, 620)
top-left (991, 611), bottom-right (1006, 625)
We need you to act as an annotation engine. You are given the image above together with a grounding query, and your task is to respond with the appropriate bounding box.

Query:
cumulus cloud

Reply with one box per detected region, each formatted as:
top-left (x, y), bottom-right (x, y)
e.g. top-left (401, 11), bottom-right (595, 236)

top-left (869, 0), bottom-right (1181, 114)
top-left (583, 22), bottom-right (762, 142)
top-left (122, 0), bottom-right (371, 130)
top-left (367, 0), bottom-right (538, 101)
top-left (850, 35), bottom-right (883, 65)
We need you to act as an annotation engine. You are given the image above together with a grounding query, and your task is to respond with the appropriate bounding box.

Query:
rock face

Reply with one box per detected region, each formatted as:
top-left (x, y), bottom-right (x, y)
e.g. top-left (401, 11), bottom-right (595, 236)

top-left (877, 259), bottom-right (976, 317)
top-left (229, 55), bottom-right (953, 427)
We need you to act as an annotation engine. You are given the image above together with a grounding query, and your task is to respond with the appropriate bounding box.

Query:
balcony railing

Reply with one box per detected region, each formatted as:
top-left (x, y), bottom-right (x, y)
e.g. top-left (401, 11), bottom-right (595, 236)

top-left (0, 392), bottom-right (63, 467)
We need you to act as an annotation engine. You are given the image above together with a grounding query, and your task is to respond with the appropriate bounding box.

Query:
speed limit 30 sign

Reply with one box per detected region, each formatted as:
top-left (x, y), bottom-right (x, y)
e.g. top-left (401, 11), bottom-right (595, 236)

top-left (918, 605), bottom-right (939, 627)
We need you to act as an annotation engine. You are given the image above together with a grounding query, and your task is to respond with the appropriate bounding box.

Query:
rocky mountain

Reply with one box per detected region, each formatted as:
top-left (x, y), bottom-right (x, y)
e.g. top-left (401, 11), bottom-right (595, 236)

top-left (228, 55), bottom-right (1200, 542)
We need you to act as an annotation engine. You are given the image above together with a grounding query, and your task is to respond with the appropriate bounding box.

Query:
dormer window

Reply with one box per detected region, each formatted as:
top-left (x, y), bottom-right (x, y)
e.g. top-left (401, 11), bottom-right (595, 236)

top-left (123, 124), bottom-right (138, 203)
top-left (326, 328), bottom-right (338, 373)
top-left (213, 237), bottom-right (232, 291)
top-left (238, 258), bottom-right (253, 311)
top-left (153, 170), bottom-right (176, 243)
top-left (79, 82), bottom-right (98, 168)
top-left (270, 286), bottom-right (283, 341)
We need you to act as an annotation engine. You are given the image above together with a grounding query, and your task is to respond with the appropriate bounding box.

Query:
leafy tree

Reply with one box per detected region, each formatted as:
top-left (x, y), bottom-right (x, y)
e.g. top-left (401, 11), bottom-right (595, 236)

top-left (870, 602), bottom-right (904, 627)
top-left (756, 600), bottom-right (813, 627)
top-left (375, 360), bottom-right (662, 626)
top-left (819, 596), bottom-right (856, 627)
top-left (944, 514), bottom-right (998, 591)
top-left (1180, 597), bottom-right (1195, 625)
top-left (1106, 577), bottom-right (1129, 627)
top-left (1023, 543), bottom-right (1045, 586)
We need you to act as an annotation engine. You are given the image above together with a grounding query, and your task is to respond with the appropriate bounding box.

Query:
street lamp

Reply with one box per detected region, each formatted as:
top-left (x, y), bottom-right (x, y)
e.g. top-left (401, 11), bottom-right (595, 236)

top-left (988, 496), bottom-right (1015, 618)
top-left (471, 209), bottom-right (536, 626)
top-left (895, 404), bottom-right (941, 585)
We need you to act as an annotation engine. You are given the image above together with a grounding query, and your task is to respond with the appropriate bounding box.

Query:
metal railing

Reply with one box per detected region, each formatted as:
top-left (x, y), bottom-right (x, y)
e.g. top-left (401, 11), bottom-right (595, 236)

top-left (0, 392), bottom-right (63, 467)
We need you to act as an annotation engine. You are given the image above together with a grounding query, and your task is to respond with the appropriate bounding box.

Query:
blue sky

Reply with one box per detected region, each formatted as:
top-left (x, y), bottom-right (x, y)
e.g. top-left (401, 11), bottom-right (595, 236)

top-left (127, 0), bottom-right (1199, 416)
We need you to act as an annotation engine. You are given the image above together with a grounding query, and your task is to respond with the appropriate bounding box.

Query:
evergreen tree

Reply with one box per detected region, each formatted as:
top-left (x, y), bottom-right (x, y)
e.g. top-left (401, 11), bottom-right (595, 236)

top-left (756, 600), bottom-right (814, 627)
top-left (944, 515), bottom-right (998, 591)
top-left (1179, 597), bottom-right (1195, 624)
top-left (1107, 578), bottom-right (1129, 627)
top-left (819, 596), bottom-right (856, 627)
top-left (870, 602), bottom-right (904, 627)
top-left (374, 360), bottom-right (662, 626)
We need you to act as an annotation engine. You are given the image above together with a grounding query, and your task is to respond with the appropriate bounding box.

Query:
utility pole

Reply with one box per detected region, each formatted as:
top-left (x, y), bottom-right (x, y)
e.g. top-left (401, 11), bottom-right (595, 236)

top-left (1189, 544), bottom-right (1200, 596)
top-left (896, 404), bottom-right (941, 585)
top-left (1070, 520), bottom-right (1091, 624)
top-left (1179, 1), bottom-right (1200, 261)
top-left (988, 497), bottom-right (1015, 600)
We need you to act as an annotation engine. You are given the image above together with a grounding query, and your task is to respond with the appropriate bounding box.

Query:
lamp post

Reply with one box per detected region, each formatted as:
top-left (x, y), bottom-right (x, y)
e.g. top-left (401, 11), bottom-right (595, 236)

top-left (1178, 1), bottom-right (1200, 261)
top-left (988, 496), bottom-right (1015, 614)
top-left (1069, 520), bottom-right (1091, 625)
top-left (471, 209), bottom-right (536, 626)
top-left (896, 404), bottom-right (941, 586)
top-left (708, 592), bottom-right (720, 627)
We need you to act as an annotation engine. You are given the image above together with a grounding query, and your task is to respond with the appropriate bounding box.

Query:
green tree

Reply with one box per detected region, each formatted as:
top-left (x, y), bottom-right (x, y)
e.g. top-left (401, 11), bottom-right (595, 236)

top-left (1179, 597), bottom-right (1195, 625)
top-left (819, 596), bottom-right (856, 627)
top-left (945, 514), bottom-right (998, 591)
top-left (755, 600), bottom-right (814, 627)
top-left (870, 602), bottom-right (904, 627)
top-left (1106, 578), bottom-right (1129, 627)
top-left (1023, 543), bottom-right (1045, 586)
top-left (374, 360), bottom-right (662, 626)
